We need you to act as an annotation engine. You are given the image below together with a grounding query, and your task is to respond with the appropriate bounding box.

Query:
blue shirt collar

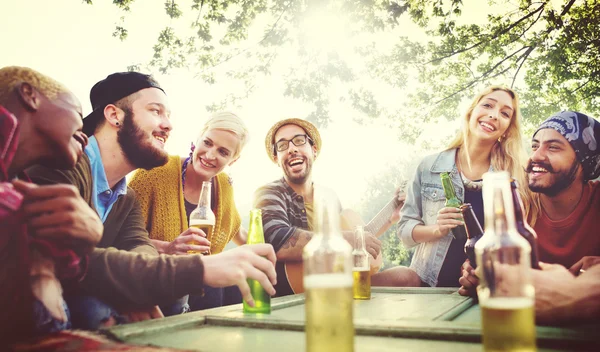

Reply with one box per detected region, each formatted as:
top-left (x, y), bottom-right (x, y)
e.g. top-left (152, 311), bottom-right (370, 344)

top-left (85, 136), bottom-right (127, 219)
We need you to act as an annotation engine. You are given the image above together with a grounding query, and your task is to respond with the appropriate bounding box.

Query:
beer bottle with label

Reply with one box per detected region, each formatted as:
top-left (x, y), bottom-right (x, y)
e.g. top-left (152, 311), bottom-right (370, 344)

top-left (304, 187), bottom-right (354, 352)
top-left (188, 181), bottom-right (215, 254)
top-left (460, 203), bottom-right (483, 268)
top-left (440, 172), bottom-right (467, 240)
top-left (476, 171), bottom-right (536, 352)
top-left (243, 209), bottom-right (271, 314)
top-left (352, 226), bottom-right (371, 300)
top-left (510, 179), bottom-right (541, 269)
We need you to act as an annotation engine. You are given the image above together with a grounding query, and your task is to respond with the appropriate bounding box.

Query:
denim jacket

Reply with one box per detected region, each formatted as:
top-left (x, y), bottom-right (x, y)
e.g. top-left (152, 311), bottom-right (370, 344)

top-left (398, 148), bottom-right (464, 287)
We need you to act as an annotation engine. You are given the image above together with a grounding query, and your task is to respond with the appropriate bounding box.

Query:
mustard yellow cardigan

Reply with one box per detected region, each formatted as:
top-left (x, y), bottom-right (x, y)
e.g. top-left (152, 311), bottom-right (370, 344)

top-left (128, 155), bottom-right (241, 254)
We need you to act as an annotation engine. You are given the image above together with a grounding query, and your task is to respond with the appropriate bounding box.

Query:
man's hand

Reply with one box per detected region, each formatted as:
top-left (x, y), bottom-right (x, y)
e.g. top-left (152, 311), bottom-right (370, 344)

top-left (458, 259), bottom-right (479, 297)
top-left (155, 228), bottom-right (211, 255)
top-left (389, 188), bottom-right (407, 225)
top-left (121, 306), bottom-right (164, 323)
top-left (13, 180), bottom-right (102, 253)
top-left (364, 231), bottom-right (382, 259)
top-left (433, 207), bottom-right (463, 239)
top-left (342, 229), bottom-right (381, 259)
top-left (569, 256), bottom-right (600, 276)
top-left (533, 262), bottom-right (576, 325)
top-left (202, 244), bottom-right (277, 308)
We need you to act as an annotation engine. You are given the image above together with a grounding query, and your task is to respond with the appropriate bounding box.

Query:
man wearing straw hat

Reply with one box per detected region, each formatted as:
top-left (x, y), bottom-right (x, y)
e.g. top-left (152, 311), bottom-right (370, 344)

top-left (254, 118), bottom-right (421, 296)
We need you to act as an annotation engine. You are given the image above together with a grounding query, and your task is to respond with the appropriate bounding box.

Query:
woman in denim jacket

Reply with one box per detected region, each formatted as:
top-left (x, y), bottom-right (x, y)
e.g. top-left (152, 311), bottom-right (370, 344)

top-left (398, 86), bottom-right (537, 288)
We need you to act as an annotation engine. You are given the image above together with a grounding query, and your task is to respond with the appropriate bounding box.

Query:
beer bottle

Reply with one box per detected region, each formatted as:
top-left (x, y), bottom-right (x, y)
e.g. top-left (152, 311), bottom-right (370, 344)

top-left (440, 172), bottom-right (467, 240)
top-left (243, 209), bottom-right (271, 314)
top-left (304, 187), bottom-right (354, 352)
top-left (476, 171), bottom-right (536, 352)
top-left (352, 226), bottom-right (371, 300)
top-left (460, 203), bottom-right (483, 268)
top-left (510, 179), bottom-right (541, 269)
top-left (188, 181), bottom-right (215, 254)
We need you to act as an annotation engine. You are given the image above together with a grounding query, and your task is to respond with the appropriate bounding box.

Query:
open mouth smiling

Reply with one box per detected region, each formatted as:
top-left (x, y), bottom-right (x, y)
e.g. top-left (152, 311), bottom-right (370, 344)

top-left (288, 157), bottom-right (304, 167)
top-left (200, 158), bottom-right (215, 168)
top-left (479, 121), bottom-right (496, 132)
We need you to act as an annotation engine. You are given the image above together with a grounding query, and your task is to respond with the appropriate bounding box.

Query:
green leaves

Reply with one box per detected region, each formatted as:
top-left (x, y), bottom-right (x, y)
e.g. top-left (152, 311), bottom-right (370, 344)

top-left (87, 0), bottom-right (599, 131)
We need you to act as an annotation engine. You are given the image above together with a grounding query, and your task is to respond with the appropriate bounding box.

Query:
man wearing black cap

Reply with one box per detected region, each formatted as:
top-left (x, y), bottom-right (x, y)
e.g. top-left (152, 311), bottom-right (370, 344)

top-left (27, 72), bottom-right (277, 330)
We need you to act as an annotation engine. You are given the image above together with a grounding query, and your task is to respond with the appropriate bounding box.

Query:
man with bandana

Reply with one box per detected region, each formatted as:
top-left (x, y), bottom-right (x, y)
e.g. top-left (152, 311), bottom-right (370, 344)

top-left (527, 111), bottom-right (600, 270)
top-left (27, 72), bottom-right (277, 330)
top-left (459, 111), bottom-right (600, 324)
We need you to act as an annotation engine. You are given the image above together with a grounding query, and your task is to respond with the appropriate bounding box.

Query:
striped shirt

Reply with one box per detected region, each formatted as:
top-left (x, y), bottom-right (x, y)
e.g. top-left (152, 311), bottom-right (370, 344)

top-left (253, 178), bottom-right (309, 253)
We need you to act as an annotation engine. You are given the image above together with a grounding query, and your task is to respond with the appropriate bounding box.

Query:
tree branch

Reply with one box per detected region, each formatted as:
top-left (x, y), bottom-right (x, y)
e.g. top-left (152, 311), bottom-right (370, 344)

top-left (426, 1), bottom-right (547, 64)
top-left (560, 0), bottom-right (577, 16)
top-left (201, 4), bottom-right (289, 72)
top-left (433, 46), bottom-right (529, 105)
top-left (570, 79), bottom-right (592, 95)
top-left (511, 46), bottom-right (535, 88)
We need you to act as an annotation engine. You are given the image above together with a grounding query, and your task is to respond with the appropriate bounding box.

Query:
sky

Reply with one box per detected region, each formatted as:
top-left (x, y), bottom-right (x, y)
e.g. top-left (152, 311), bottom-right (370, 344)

top-left (2, 0), bottom-right (479, 222)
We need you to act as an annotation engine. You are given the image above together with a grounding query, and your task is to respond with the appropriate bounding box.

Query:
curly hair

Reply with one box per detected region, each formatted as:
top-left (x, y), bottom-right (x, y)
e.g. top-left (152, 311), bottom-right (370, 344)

top-left (0, 66), bottom-right (68, 106)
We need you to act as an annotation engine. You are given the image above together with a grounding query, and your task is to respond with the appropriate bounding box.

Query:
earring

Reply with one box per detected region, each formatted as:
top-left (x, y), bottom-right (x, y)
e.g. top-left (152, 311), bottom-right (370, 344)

top-left (115, 121), bottom-right (120, 126)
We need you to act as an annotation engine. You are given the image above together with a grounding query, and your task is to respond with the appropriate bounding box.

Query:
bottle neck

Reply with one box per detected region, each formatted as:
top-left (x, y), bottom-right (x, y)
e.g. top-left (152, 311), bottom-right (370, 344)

top-left (354, 227), bottom-right (366, 250)
top-left (247, 209), bottom-right (264, 244)
top-left (441, 175), bottom-right (458, 201)
top-left (315, 189), bottom-right (342, 238)
top-left (484, 184), bottom-right (518, 236)
top-left (198, 181), bottom-right (212, 208)
top-left (510, 185), bottom-right (526, 223)
top-left (462, 206), bottom-right (483, 240)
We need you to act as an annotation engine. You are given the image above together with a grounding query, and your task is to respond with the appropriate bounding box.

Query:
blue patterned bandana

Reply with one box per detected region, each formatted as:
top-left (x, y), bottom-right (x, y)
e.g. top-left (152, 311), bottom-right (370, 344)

top-left (534, 111), bottom-right (600, 181)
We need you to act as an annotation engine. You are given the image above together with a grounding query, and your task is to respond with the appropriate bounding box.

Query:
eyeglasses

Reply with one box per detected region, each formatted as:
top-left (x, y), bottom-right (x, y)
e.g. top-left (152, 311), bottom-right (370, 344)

top-left (274, 134), bottom-right (313, 153)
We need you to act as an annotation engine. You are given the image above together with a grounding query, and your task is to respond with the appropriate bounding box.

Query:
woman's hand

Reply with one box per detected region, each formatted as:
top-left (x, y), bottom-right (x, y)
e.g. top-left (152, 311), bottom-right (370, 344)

top-left (433, 207), bottom-right (463, 239)
top-left (154, 228), bottom-right (211, 255)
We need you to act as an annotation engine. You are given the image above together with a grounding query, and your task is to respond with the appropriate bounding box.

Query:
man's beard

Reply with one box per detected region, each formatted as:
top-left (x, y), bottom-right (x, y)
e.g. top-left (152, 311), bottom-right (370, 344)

top-left (283, 156), bottom-right (313, 185)
top-left (117, 108), bottom-right (168, 170)
top-left (527, 159), bottom-right (579, 196)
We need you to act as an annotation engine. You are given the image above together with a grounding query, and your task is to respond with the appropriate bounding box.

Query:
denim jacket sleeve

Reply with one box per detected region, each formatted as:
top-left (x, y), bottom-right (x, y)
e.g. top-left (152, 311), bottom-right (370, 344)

top-left (398, 160), bottom-right (425, 249)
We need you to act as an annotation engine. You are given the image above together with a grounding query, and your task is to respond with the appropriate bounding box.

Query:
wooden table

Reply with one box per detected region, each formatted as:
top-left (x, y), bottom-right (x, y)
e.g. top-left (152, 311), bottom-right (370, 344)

top-left (104, 288), bottom-right (599, 351)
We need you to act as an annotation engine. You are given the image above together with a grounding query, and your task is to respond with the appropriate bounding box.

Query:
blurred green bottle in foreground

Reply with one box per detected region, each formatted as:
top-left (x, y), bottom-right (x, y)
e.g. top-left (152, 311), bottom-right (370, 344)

top-left (243, 209), bottom-right (271, 314)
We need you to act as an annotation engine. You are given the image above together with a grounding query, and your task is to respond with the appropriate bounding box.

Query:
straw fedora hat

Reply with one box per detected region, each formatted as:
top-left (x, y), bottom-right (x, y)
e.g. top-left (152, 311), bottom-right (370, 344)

top-left (264, 118), bottom-right (322, 161)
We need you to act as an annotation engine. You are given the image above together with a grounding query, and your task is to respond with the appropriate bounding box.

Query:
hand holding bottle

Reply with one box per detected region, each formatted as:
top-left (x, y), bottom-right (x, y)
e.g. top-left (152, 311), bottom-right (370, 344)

top-left (158, 228), bottom-right (211, 255)
top-left (202, 244), bottom-right (277, 307)
top-left (458, 259), bottom-right (479, 297)
top-left (433, 207), bottom-right (463, 239)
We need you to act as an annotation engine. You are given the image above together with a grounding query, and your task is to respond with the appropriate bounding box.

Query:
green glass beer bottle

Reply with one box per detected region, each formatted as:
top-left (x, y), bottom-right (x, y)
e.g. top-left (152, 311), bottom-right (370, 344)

top-left (243, 209), bottom-right (271, 314)
top-left (304, 187), bottom-right (354, 352)
top-left (440, 172), bottom-right (467, 240)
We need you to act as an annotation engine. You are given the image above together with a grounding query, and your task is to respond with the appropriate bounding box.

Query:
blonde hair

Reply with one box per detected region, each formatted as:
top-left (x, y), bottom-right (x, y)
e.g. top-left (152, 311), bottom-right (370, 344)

top-left (196, 111), bottom-right (249, 158)
top-left (0, 66), bottom-right (68, 105)
top-left (447, 86), bottom-right (540, 225)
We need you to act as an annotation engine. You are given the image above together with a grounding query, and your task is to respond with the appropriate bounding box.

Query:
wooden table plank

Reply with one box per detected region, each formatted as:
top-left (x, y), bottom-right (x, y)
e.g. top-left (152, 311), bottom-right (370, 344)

top-left (104, 288), bottom-right (600, 351)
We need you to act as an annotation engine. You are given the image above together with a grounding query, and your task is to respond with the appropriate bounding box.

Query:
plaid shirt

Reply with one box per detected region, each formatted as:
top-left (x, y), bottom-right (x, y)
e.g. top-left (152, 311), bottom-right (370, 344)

top-left (1, 105), bottom-right (86, 343)
top-left (253, 178), bottom-right (309, 253)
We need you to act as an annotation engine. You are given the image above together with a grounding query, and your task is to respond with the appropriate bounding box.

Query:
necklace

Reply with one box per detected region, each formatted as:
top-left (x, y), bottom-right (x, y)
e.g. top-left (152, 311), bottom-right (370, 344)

top-left (181, 156), bottom-right (191, 190)
top-left (461, 172), bottom-right (484, 192)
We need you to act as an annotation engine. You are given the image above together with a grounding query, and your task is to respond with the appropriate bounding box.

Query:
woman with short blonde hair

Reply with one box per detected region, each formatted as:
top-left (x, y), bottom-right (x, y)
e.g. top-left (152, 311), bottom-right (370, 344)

top-left (129, 111), bottom-right (249, 313)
